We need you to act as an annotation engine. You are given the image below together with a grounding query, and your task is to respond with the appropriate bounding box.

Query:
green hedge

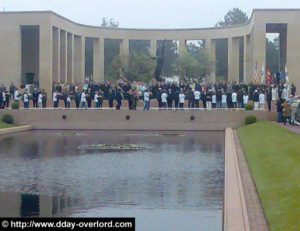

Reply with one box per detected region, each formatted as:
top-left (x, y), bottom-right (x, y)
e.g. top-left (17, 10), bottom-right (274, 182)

top-left (1, 114), bottom-right (14, 124)
top-left (244, 115), bottom-right (257, 125)
top-left (245, 103), bottom-right (254, 111)
top-left (11, 102), bottom-right (19, 109)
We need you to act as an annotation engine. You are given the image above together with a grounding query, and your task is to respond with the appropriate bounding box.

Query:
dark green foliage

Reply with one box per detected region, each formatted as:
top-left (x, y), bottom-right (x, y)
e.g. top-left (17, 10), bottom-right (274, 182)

top-left (157, 40), bottom-right (178, 77)
top-left (217, 8), bottom-right (249, 27)
top-left (130, 40), bottom-right (150, 55)
top-left (245, 103), bottom-right (254, 111)
top-left (11, 102), bottom-right (19, 109)
top-left (178, 41), bottom-right (213, 79)
top-left (109, 51), bottom-right (155, 82)
top-left (2, 114), bottom-right (14, 124)
top-left (244, 115), bottom-right (257, 125)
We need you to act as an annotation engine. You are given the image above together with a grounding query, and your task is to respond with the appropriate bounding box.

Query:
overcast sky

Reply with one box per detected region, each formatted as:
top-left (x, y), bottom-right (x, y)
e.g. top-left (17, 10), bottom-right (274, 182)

top-left (2, 0), bottom-right (300, 28)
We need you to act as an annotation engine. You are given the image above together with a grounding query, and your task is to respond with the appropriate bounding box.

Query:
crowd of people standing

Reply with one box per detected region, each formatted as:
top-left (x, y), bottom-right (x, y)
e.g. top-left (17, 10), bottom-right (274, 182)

top-left (0, 79), bottom-right (297, 113)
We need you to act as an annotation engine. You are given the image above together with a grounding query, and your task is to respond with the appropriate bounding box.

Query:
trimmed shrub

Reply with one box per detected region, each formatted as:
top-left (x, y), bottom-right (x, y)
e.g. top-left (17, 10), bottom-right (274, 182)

top-left (244, 115), bottom-right (257, 125)
top-left (245, 103), bottom-right (254, 111)
top-left (11, 102), bottom-right (19, 109)
top-left (2, 114), bottom-right (14, 124)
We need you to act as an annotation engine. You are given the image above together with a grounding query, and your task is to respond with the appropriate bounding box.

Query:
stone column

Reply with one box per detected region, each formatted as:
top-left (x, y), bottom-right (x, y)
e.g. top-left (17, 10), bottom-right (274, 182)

top-left (287, 24), bottom-right (300, 88)
top-left (206, 39), bottom-right (216, 83)
top-left (93, 38), bottom-right (104, 82)
top-left (39, 24), bottom-right (53, 94)
top-left (178, 39), bottom-right (186, 54)
top-left (73, 35), bottom-right (84, 83)
top-left (39, 196), bottom-right (52, 217)
top-left (243, 35), bottom-right (250, 83)
top-left (52, 27), bottom-right (60, 83)
top-left (150, 40), bottom-right (157, 57)
top-left (120, 38), bottom-right (129, 57)
top-left (252, 23), bottom-right (266, 82)
top-left (67, 33), bottom-right (74, 83)
top-left (99, 38), bottom-right (104, 81)
top-left (81, 36), bottom-right (86, 81)
top-left (228, 37), bottom-right (240, 82)
top-left (60, 30), bottom-right (67, 84)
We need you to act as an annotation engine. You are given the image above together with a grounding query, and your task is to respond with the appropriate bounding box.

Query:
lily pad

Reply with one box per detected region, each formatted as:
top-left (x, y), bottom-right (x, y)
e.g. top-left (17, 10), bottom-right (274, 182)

top-left (78, 143), bottom-right (149, 152)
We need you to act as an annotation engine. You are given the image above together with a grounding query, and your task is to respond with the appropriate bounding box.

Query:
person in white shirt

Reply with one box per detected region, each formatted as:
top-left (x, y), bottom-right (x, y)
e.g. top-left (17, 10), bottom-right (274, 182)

top-left (243, 93), bottom-right (249, 107)
top-left (212, 92), bottom-right (217, 108)
top-left (143, 89), bottom-right (150, 111)
top-left (161, 91), bottom-right (168, 108)
top-left (272, 85), bottom-right (277, 101)
top-left (179, 90), bottom-right (185, 109)
top-left (80, 90), bottom-right (87, 109)
top-left (283, 84), bottom-right (290, 100)
top-left (221, 91), bottom-right (227, 108)
top-left (94, 91), bottom-right (99, 108)
top-left (194, 90), bottom-right (201, 108)
top-left (259, 92), bottom-right (265, 110)
top-left (22, 89), bottom-right (29, 108)
top-left (53, 90), bottom-right (59, 108)
top-left (38, 91), bottom-right (43, 108)
top-left (66, 94), bottom-right (71, 108)
top-left (14, 88), bottom-right (19, 102)
top-left (232, 91), bottom-right (237, 108)
top-left (2, 91), bottom-right (6, 108)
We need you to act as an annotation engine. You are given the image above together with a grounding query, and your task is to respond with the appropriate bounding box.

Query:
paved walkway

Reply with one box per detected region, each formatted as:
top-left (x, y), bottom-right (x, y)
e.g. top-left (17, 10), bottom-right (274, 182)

top-left (233, 130), bottom-right (270, 231)
top-left (274, 122), bottom-right (300, 134)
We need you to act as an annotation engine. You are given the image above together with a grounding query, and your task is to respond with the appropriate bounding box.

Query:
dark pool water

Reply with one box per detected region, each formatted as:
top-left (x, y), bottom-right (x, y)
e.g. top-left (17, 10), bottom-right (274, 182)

top-left (0, 131), bottom-right (224, 231)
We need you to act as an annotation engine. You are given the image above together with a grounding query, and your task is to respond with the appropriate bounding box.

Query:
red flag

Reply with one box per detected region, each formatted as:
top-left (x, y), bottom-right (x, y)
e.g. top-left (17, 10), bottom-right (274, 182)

top-left (266, 67), bottom-right (272, 84)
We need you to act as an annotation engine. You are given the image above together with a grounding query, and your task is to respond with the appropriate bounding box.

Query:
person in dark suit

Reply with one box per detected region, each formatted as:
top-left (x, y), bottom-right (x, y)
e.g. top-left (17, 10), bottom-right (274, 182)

top-left (226, 91), bottom-right (232, 108)
top-left (0, 89), bottom-right (3, 109)
top-left (266, 87), bottom-right (272, 111)
top-left (32, 89), bottom-right (39, 108)
top-left (156, 88), bottom-right (162, 108)
top-left (187, 88), bottom-right (194, 108)
top-left (116, 88), bottom-right (123, 110)
top-left (201, 91), bottom-right (207, 109)
top-left (216, 89), bottom-right (222, 108)
top-left (108, 89), bottom-right (115, 108)
top-left (174, 90), bottom-right (179, 109)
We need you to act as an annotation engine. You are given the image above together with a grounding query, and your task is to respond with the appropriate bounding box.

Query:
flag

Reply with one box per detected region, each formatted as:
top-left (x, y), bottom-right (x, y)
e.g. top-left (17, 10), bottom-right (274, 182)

top-left (261, 64), bottom-right (265, 84)
top-left (266, 67), bottom-right (272, 84)
top-left (285, 65), bottom-right (289, 83)
top-left (279, 72), bottom-right (283, 81)
top-left (253, 62), bottom-right (259, 83)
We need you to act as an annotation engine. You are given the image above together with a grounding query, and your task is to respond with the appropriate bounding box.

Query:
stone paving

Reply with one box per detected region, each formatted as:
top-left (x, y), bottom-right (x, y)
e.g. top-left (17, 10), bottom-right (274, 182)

top-left (274, 122), bottom-right (300, 134)
top-left (233, 130), bottom-right (270, 231)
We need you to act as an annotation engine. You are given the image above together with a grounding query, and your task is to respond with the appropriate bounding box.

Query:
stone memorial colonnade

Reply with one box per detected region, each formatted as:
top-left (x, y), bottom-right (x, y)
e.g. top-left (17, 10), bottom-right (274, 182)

top-left (0, 9), bottom-right (300, 94)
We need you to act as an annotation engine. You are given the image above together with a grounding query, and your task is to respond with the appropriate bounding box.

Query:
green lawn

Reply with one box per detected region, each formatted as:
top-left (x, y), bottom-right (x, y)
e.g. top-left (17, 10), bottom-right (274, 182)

top-left (0, 122), bottom-right (13, 129)
top-left (238, 121), bottom-right (300, 231)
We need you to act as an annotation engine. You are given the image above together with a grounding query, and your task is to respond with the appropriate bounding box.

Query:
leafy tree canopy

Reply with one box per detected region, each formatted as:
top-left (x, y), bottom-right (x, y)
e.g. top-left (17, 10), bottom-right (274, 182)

top-left (217, 8), bottom-right (249, 27)
top-left (177, 42), bottom-right (213, 79)
top-left (101, 18), bottom-right (119, 28)
top-left (108, 51), bottom-right (155, 82)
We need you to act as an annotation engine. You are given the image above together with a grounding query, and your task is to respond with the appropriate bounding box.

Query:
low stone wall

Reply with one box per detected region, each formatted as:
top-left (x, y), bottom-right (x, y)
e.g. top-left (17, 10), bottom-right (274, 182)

top-left (224, 128), bottom-right (250, 231)
top-left (0, 109), bottom-right (275, 131)
top-left (0, 125), bottom-right (33, 135)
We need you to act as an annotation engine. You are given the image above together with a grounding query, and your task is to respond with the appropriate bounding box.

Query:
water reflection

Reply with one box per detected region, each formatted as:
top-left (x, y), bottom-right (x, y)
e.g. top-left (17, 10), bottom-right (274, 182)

top-left (0, 131), bottom-right (224, 230)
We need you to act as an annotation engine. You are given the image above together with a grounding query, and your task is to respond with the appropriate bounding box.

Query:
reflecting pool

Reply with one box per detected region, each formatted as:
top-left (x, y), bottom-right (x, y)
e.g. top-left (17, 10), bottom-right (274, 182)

top-left (0, 130), bottom-right (224, 231)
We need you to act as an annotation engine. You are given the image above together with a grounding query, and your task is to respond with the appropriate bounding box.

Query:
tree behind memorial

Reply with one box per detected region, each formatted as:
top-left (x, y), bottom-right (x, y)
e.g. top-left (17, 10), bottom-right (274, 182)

top-left (178, 42), bottom-right (213, 79)
top-left (217, 8), bottom-right (249, 27)
top-left (108, 51), bottom-right (155, 82)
